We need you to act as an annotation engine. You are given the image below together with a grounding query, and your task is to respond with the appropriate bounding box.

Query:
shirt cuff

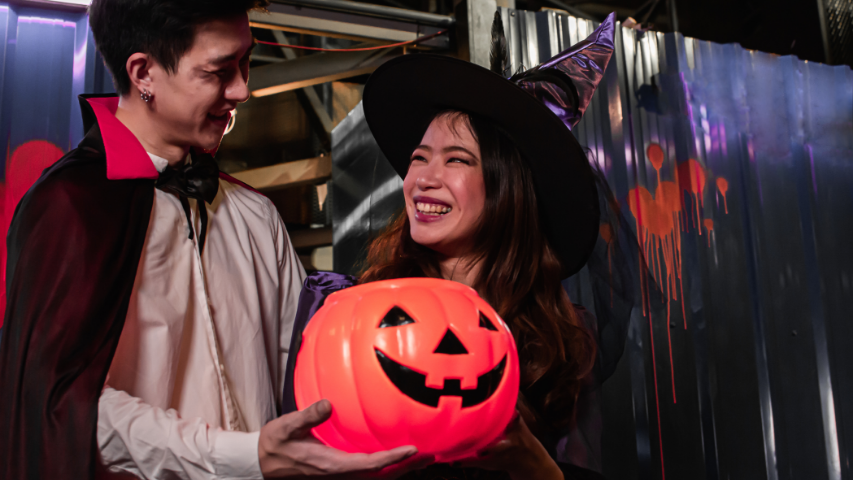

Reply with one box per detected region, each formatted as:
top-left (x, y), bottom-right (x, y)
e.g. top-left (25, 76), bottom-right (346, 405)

top-left (211, 430), bottom-right (263, 479)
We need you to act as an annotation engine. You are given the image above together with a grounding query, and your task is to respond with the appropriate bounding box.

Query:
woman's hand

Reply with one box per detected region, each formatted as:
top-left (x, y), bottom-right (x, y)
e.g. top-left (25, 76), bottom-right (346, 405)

top-left (450, 413), bottom-right (563, 480)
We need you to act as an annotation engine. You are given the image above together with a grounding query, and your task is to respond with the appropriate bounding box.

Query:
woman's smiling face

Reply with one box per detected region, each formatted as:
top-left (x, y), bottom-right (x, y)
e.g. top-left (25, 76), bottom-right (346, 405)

top-left (403, 113), bottom-right (486, 258)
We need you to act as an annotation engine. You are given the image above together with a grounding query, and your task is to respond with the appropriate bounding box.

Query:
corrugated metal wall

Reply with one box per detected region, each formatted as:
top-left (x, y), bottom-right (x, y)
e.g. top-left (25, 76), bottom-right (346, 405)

top-left (0, 2), bottom-right (113, 324)
top-left (825, 0), bottom-right (853, 66)
top-left (332, 10), bottom-right (853, 480)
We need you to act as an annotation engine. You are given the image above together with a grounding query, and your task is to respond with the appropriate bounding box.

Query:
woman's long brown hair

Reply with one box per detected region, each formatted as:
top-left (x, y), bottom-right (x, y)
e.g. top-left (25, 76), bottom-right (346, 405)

top-left (360, 111), bottom-right (596, 434)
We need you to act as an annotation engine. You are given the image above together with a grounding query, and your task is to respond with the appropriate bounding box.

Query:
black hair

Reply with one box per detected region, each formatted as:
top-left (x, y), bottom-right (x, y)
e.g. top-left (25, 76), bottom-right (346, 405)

top-left (89, 0), bottom-right (270, 95)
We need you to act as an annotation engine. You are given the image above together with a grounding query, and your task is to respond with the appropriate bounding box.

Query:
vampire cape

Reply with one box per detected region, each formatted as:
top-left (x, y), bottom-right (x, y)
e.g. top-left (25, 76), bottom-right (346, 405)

top-left (0, 94), bottom-right (231, 479)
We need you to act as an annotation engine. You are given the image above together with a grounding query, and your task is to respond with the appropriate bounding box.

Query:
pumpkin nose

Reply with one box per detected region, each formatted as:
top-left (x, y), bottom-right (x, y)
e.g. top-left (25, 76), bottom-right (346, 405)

top-left (434, 329), bottom-right (469, 355)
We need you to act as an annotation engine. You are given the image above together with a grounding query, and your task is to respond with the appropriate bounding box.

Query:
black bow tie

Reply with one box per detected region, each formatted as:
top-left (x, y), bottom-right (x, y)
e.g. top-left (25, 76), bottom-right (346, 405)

top-left (155, 153), bottom-right (220, 253)
top-left (156, 154), bottom-right (220, 203)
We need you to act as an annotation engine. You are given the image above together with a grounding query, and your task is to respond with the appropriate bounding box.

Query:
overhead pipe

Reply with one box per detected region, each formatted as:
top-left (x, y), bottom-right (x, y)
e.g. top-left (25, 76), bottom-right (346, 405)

top-left (271, 0), bottom-right (456, 27)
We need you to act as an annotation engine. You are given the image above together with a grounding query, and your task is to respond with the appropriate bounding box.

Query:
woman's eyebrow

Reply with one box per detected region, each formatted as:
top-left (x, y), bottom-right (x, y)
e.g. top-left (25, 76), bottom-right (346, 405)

top-left (413, 145), bottom-right (478, 158)
top-left (442, 146), bottom-right (478, 158)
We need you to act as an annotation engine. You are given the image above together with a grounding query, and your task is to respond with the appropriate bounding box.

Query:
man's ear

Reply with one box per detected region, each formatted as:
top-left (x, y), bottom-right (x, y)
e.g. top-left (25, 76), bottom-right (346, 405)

top-left (125, 53), bottom-right (155, 97)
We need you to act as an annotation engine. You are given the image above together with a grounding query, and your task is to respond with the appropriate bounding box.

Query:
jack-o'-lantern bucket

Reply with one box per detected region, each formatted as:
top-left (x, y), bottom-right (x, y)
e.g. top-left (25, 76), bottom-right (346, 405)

top-left (294, 277), bottom-right (520, 462)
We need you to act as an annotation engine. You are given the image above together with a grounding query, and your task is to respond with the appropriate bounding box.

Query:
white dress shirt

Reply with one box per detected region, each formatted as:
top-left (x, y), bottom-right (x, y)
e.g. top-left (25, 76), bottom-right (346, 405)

top-left (97, 153), bottom-right (306, 479)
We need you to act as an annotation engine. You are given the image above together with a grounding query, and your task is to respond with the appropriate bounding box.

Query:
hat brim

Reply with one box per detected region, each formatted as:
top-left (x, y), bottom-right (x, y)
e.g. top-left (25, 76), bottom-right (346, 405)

top-left (362, 54), bottom-right (599, 278)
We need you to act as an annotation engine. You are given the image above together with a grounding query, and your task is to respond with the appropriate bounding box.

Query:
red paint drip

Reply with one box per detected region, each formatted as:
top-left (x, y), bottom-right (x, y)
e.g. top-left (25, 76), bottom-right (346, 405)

top-left (628, 180), bottom-right (682, 405)
top-left (648, 310), bottom-right (667, 480)
top-left (677, 159), bottom-right (707, 234)
top-left (704, 219), bottom-right (714, 248)
top-left (648, 143), bottom-right (665, 186)
top-left (625, 146), bottom-right (736, 475)
top-left (716, 177), bottom-right (729, 214)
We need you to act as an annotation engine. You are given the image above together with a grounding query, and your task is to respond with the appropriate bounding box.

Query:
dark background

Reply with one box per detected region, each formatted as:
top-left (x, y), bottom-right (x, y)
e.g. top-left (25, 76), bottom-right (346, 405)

top-left (355, 0), bottom-right (832, 65)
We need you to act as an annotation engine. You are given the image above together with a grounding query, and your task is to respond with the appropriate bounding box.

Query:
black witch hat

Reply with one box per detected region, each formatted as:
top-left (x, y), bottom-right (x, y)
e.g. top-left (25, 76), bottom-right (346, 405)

top-left (363, 12), bottom-right (617, 277)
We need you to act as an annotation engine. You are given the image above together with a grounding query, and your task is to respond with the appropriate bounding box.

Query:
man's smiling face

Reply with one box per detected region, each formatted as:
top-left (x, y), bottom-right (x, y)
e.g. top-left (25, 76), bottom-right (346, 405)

top-left (147, 14), bottom-right (254, 151)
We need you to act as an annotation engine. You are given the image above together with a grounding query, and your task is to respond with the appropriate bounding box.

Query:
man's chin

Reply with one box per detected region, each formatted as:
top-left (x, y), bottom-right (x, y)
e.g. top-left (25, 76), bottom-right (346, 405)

top-left (193, 133), bottom-right (225, 154)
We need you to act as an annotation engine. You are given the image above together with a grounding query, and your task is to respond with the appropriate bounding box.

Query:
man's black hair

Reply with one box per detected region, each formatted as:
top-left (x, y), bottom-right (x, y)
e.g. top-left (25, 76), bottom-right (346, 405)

top-left (89, 0), bottom-right (270, 95)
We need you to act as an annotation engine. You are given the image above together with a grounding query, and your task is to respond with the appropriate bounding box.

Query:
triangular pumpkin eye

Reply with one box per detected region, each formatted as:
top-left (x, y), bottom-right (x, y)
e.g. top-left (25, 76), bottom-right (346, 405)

top-left (379, 306), bottom-right (416, 328)
top-left (479, 312), bottom-right (498, 331)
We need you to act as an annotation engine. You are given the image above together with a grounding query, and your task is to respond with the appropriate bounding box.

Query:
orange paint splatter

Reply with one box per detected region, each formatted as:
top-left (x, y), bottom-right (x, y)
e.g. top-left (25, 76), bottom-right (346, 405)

top-left (647, 143), bottom-right (665, 183)
top-left (626, 146), bottom-right (733, 472)
top-left (627, 182), bottom-right (680, 404)
top-left (716, 177), bottom-right (729, 214)
top-left (677, 159), bottom-right (707, 231)
top-left (703, 219), bottom-right (714, 247)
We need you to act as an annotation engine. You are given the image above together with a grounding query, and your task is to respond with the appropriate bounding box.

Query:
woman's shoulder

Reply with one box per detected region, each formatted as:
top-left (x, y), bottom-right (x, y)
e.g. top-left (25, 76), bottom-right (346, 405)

top-left (302, 271), bottom-right (358, 292)
top-left (295, 271), bottom-right (359, 330)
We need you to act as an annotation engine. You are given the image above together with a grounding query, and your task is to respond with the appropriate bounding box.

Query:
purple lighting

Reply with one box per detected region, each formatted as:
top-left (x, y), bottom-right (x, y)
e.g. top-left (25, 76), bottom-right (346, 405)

top-left (19, 16), bottom-right (77, 28)
top-left (73, 34), bottom-right (87, 80)
top-left (23, 0), bottom-right (90, 5)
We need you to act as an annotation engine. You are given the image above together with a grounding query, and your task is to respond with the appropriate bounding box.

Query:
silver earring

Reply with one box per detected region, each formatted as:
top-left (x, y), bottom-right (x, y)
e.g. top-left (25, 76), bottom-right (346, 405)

top-left (141, 89), bottom-right (152, 103)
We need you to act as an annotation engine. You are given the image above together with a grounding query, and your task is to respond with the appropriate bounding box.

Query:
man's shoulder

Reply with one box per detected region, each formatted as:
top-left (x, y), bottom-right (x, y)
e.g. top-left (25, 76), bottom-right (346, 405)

top-left (23, 147), bottom-right (108, 201)
top-left (16, 146), bottom-right (150, 222)
top-left (217, 172), bottom-right (277, 217)
top-left (218, 172), bottom-right (264, 196)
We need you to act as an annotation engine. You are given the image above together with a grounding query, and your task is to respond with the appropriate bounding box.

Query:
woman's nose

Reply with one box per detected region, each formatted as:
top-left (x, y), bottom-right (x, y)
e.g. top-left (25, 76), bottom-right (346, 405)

top-left (415, 163), bottom-right (442, 190)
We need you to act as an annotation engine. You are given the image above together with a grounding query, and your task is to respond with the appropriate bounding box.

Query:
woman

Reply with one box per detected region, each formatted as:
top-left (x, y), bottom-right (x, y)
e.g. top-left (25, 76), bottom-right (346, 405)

top-left (283, 12), bottom-right (619, 480)
top-left (360, 110), bottom-right (598, 480)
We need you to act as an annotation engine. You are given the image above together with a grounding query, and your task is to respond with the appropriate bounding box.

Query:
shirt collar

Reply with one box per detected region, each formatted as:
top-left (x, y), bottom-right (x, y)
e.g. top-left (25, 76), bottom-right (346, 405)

top-left (147, 152), bottom-right (191, 173)
top-left (147, 153), bottom-right (169, 173)
top-left (82, 95), bottom-right (159, 180)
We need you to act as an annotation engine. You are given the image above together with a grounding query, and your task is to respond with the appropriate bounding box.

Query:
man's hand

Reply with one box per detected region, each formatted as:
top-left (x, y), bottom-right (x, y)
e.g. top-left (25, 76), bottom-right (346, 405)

top-left (259, 400), bottom-right (433, 479)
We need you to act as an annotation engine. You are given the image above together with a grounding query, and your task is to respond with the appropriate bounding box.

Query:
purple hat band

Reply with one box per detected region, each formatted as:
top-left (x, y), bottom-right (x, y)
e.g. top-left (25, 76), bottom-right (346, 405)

top-left (513, 12), bottom-right (616, 131)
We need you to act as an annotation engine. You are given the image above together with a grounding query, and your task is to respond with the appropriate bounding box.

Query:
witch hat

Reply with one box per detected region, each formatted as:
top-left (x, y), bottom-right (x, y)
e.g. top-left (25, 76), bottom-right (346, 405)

top-left (363, 12), bottom-right (616, 277)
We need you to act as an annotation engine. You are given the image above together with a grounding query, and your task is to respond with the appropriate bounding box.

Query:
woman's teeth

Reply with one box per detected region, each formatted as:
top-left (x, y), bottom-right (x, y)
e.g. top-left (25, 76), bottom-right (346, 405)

top-left (416, 202), bottom-right (452, 215)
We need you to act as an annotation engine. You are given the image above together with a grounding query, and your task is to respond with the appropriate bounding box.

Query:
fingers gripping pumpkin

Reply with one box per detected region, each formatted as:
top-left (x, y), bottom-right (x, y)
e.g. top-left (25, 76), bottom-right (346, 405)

top-left (294, 278), bottom-right (520, 462)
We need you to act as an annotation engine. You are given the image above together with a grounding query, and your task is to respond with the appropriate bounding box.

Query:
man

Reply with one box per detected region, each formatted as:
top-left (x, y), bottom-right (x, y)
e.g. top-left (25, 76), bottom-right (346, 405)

top-left (0, 1), bottom-right (427, 478)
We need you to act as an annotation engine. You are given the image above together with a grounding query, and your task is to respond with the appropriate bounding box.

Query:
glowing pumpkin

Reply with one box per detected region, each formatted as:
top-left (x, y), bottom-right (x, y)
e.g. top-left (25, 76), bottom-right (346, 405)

top-left (294, 277), bottom-right (520, 462)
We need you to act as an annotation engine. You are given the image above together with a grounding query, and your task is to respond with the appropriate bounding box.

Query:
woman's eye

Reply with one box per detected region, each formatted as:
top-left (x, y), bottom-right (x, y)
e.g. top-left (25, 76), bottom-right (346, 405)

top-left (448, 157), bottom-right (470, 165)
top-left (410, 155), bottom-right (427, 163)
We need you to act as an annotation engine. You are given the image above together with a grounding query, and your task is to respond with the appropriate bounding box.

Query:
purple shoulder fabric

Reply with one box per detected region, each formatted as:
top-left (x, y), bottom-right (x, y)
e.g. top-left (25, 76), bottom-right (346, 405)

top-left (282, 271), bottom-right (357, 414)
top-left (514, 12), bottom-right (616, 131)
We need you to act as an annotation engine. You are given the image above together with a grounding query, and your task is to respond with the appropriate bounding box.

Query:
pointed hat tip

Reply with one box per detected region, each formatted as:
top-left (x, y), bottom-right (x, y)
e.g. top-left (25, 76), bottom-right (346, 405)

top-left (591, 12), bottom-right (617, 47)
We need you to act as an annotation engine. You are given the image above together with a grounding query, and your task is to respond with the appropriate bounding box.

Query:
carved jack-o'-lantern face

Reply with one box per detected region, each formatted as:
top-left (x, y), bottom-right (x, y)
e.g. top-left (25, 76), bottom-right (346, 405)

top-left (294, 278), bottom-right (520, 462)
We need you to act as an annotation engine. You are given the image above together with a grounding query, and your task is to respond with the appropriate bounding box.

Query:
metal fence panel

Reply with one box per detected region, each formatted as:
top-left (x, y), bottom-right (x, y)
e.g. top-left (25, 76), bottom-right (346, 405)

top-left (0, 2), bottom-right (113, 322)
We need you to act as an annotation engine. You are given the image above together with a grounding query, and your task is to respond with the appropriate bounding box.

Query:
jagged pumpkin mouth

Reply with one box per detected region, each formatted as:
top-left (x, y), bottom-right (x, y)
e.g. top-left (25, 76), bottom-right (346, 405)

top-left (374, 349), bottom-right (507, 408)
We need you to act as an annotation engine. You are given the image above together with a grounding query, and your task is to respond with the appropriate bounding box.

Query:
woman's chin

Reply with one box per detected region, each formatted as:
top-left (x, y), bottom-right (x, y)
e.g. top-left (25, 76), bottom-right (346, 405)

top-left (410, 227), bottom-right (451, 249)
top-left (410, 233), bottom-right (444, 249)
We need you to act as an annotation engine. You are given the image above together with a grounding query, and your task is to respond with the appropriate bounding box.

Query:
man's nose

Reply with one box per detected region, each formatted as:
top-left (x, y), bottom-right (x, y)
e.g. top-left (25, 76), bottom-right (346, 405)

top-left (226, 72), bottom-right (251, 103)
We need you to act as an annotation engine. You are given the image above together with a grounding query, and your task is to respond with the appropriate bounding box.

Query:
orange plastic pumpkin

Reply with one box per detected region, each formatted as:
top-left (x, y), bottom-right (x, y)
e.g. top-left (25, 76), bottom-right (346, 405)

top-left (294, 277), bottom-right (520, 462)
